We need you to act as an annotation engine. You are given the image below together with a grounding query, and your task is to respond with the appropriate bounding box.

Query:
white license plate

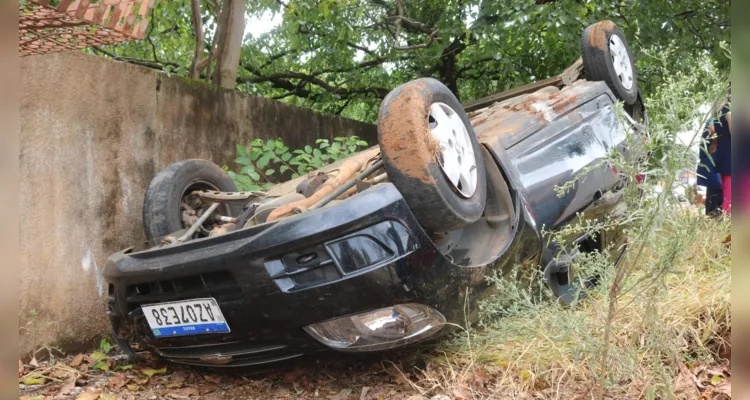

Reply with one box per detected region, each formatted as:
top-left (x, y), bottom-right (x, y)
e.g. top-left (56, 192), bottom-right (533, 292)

top-left (142, 298), bottom-right (230, 338)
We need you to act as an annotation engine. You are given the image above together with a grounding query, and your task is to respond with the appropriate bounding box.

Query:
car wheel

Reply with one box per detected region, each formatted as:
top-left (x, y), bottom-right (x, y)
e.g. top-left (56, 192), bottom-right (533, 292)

top-left (378, 77), bottom-right (487, 232)
top-left (581, 20), bottom-right (638, 105)
top-left (142, 159), bottom-right (240, 244)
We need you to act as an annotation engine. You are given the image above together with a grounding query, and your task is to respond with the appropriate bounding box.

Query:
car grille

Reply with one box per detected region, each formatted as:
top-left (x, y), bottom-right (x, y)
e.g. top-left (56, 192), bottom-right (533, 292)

top-left (153, 341), bottom-right (304, 367)
top-left (124, 271), bottom-right (242, 308)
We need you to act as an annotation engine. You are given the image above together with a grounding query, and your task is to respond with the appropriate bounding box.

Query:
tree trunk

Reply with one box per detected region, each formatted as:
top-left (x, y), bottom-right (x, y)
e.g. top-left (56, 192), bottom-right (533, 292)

top-left (439, 54), bottom-right (460, 100)
top-left (213, 0), bottom-right (246, 89)
top-left (189, 0), bottom-right (205, 80)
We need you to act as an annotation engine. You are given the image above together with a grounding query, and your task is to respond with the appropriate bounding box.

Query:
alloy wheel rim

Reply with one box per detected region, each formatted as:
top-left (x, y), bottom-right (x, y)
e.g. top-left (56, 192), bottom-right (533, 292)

top-left (608, 35), bottom-right (634, 90)
top-left (427, 102), bottom-right (478, 197)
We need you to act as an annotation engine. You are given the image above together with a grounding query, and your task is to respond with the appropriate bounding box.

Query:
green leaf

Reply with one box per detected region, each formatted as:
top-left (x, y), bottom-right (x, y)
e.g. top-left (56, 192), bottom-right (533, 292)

top-left (264, 140), bottom-right (276, 151)
top-left (281, 153), bottom-right (292, 162)
top-left (249, 172), bottom-right (261, 181)
top-left (257, 154), bottom-right (272, 169)
top-left (313, 148), bottom-right (322, 158)
top-left (262, 183), bottom-right (274, 190)
top-left (265, 169), bottom-right (275, 175)
top-left (246, 184), bottom-right (263, 191)
top-left (92, 359), bottom-right (112, 371)
top-left (23, 376), bottom-right (45, 385)
top-left (319, 142), bottom-right (330, 149)
top-left (240, 164), bottom-right (255, 175)
top-left (251, 138), bottom-right (264, 147)
top-left (250, 148), bottom-right (263, 161)
top-left (356, 140), bottom-right (368, 146)
top-left (236, 175), bottom-right (253, 185)
top-left (89, 351), bottom-right (108, 361)
top-left (280, 165), bottom-right (289, 173)
top-left (227, 171), bottom-right (237, 179)
top-left (100, 338), bottom-right (112, 353)
top-left (234, 156), bottom-right (252, 166)
top-left (115, 364), bottom-right (134, 371)
top-left (140, 367), bottom-right (167, 377)
top-left (304, 145), bottom-right (313, 154)
top-left (236, 144), bottom-right (247, 157)
top-left (292, 173), bottom-right (300, 179)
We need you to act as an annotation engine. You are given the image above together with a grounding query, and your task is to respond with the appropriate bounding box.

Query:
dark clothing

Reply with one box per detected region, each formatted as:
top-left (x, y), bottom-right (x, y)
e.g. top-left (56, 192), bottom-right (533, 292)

top-left (697, 120), bottom-right (722, 189)
top-left (713, 104), bottom-right (732, 176)
top-left (705, 187), bottom-right (724, 217)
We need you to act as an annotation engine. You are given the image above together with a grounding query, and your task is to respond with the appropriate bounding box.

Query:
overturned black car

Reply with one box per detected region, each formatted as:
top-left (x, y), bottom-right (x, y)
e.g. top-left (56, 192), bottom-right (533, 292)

top-left (104, 21), bottom-right (648, 367)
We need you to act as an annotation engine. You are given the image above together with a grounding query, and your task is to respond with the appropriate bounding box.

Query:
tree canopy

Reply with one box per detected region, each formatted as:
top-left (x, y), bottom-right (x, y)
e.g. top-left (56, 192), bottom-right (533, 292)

top-left (95, 0), bottom-right (730, 122)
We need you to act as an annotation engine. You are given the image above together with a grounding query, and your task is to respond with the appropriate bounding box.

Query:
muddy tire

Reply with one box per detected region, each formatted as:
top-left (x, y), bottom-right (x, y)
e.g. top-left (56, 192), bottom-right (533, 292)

top-left (581, 21), bottom-right (638, 105)
top-left (142, 159), bottom-right (240, 244)
top-left (377, 78), bottom-right (487, 232)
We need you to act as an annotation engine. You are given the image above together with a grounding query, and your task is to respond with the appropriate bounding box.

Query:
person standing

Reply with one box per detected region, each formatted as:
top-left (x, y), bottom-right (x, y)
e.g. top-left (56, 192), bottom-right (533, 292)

top-left (712, 91), bottom-right (732, 214)
top-left (697, 119), bottom-right (723, 216)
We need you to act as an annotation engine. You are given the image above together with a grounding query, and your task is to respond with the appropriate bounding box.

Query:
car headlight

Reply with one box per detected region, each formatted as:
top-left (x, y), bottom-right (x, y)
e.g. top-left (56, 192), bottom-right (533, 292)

top-left (303, 303), bottom-right (446, 352)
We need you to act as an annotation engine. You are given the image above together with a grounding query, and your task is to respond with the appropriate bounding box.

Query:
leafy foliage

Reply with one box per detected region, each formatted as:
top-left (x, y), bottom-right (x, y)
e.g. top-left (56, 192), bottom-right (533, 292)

top-left (94, 0), bottom-right (730, 123)
top-left (227, 136), bottom-right (369, 191)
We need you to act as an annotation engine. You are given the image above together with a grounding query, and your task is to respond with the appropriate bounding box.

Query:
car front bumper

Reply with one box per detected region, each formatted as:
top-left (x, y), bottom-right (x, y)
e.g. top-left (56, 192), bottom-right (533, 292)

top-left (103, 183), bottom-right (533, 367)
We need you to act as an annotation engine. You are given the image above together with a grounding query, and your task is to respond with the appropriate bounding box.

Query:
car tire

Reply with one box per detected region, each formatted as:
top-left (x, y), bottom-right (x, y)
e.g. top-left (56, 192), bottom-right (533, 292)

top-left (142, 159), bottom-right (240, 244)
top-left (378, 77), bottom-right (487, 232)
top-left (581, 20), bottom-right (638, 105)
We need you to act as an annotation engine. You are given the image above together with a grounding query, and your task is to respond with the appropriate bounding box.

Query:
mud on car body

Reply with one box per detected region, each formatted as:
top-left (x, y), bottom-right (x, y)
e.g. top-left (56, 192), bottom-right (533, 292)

top-left (104, 21), bottom-right (648, 367)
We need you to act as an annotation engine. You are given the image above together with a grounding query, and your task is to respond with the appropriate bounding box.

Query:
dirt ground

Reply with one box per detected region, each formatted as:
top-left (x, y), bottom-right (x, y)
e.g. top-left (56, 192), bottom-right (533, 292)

top-left (18, 348), bottom-right (432, 400)
top-left (18, 339), bottom-right (731, 400)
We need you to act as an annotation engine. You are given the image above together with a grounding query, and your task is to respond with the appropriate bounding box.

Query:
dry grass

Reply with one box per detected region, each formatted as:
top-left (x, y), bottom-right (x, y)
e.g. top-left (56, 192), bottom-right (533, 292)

top-left (410, 208), bottom-right (730, 399)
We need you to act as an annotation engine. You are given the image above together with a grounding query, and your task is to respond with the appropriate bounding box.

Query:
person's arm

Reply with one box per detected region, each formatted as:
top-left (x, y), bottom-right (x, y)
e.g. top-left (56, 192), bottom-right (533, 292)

top-left (726, 111), bottom-right (731, 132)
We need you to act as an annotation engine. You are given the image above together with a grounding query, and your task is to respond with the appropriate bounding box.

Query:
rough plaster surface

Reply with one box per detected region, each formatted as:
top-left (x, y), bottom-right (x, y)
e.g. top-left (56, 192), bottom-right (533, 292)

top-left (19, 51), bottom-right (377, 355)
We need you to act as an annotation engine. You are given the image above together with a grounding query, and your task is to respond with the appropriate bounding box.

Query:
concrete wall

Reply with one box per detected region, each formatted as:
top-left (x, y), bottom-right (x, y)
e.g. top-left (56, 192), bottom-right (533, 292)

top-left (19, 51), bottom-right (377, 355)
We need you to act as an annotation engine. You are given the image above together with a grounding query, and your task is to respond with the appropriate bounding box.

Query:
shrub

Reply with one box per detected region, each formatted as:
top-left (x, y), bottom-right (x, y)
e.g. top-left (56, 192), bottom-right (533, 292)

top-left (226, 136), bottom-right (369, 191)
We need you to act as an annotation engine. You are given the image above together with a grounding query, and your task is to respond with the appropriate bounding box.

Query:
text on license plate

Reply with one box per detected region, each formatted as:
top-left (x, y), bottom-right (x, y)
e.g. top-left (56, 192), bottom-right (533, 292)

top-left (141, 298), bottom-right (230, 338)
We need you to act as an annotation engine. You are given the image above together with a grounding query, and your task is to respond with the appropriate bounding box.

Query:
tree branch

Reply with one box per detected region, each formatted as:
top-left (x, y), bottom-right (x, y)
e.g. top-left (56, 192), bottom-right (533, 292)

top-left (384, 15), bottom-right (434, 34)
top-left (91, 46), bottom-right (180, 71)
top-left (393, 30), bottom-right (438, 50)
top-left (189, 0), bottom-right (205, 79)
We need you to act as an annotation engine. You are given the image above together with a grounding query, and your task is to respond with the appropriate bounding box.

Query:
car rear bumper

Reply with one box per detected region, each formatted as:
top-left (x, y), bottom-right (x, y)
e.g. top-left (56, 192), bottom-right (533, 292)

top-left (103, 183), bottom-right (531, 367)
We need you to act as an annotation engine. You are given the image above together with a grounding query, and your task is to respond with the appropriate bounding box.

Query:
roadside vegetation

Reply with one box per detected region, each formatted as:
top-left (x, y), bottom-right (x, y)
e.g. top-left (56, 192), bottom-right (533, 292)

top-left (20, 52), bottom-right (732, 400)
top-left (400, 52), bottom-right (732, 399)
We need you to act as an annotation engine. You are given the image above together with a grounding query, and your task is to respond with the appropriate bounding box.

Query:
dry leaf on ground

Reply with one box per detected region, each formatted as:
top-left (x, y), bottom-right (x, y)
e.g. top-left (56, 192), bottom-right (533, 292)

top-left (70, 354), bottom-right (85, 367)
top-left (329, 388), bottom-right (353, 400)
top-left (674, 364), bottom-right (700, 398)
top-left (75, 389), bottom-right (102, 400)
top-left (60, 374), bottom-right (78, 395)
top-left (199, 384), bottom-right (218, 395)
top-left (99, 393), bottom-right (117, 400)
top-left (166, 387), bottom-right (200, 399)
top-left (360, 386), bottom-right (370, 400)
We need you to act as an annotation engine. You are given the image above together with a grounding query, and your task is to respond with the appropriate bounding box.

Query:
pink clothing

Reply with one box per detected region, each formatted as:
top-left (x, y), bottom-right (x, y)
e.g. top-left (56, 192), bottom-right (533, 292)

top-left (722, 174), bottom-right (731, 214)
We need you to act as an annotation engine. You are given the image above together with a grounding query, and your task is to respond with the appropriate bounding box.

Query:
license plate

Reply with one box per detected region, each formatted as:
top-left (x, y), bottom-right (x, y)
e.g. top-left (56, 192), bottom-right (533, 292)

top-left (142, 298), bottom-right (230, 338)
